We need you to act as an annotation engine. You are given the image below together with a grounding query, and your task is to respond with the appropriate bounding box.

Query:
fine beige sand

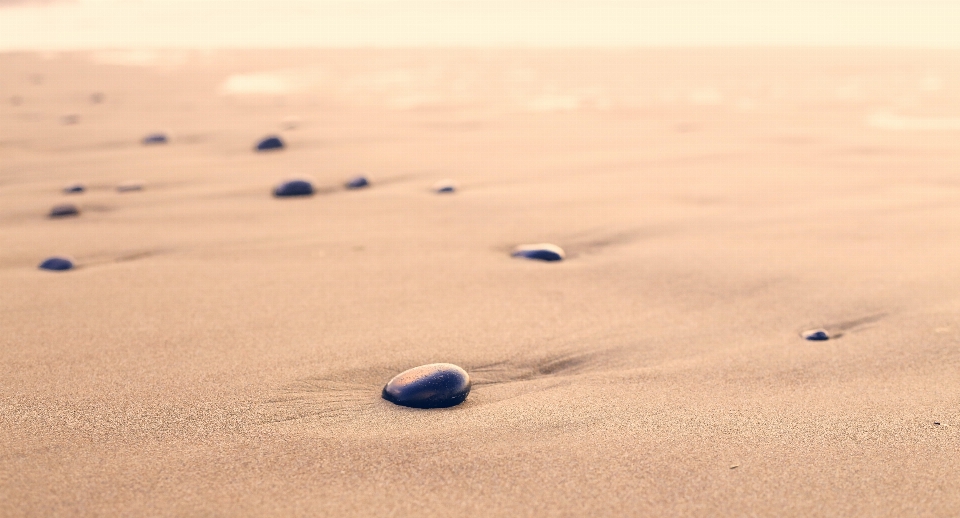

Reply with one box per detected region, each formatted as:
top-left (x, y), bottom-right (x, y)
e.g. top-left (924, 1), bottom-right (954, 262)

top-left (2, 49), bottom-right (960, 516)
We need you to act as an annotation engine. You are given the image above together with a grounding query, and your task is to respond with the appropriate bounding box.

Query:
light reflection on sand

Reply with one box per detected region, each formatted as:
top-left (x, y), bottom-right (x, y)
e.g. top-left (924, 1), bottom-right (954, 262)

top-left (867, 110), bottom-right (960, 131)
top-left (2, 1), bottom-right (960, 49)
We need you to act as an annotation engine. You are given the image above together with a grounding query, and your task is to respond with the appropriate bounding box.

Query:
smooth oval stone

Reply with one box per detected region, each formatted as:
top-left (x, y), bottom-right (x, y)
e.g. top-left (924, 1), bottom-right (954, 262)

top-left (803, 329), bottom-right (830, 341)
top-left (433, 180), bottom-right (456, 193)
top-left (63, 183), bottom-right (85, 194)
top-left (255, 135), bottom-right (285, 151)
top-left (512, 243), bottom-right (565, 262)
top-left (49, 204), bottom-right (79, 218)
top-left (382, 363), bottom-right (471, 409)
top-left (117, 182), bottom-right (143, 193)
top-left (344, 176), bottom-right (370, 189)
top-left (38, 256), bottom-right (74, 271)
top-left (142, 133), bottom-right (168, 145)
top-left (274, 179), bottom-right (314, 197)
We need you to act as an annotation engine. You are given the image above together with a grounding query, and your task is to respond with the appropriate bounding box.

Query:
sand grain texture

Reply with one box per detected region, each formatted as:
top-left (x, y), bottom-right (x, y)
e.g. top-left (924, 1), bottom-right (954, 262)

top-left (2, 49), bottom-right (960, 516)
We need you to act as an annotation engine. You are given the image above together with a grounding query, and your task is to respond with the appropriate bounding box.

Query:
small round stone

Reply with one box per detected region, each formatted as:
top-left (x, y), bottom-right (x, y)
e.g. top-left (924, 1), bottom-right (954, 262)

top-left (433, 180), bottom-right (456, 193)
top-left (803, 329), bottom-right (830, 341)
top-left (142, 133), bottom-right (168, 145)
top-left (49, 204), bottom-right (79, 218)
top-left (274, 179), bottom-right (314, 197)
top-left (38, 256), bottom-right (74, 271)
top-left (512, 243), bottom-right (565, 262)
top-left (344, 176), bottom-right (370, 189)
top-left (255, 135), bottom-right (285, 151)
top-left (382, 363), bottom-right (471, 409)
top-left (116, 182), bottom-right (143, 193)
top-left (63, 183), bottom-right (85, 194)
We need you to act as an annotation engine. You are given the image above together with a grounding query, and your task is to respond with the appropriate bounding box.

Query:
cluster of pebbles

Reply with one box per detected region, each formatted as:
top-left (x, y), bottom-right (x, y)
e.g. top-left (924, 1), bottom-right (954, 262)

top-left (36, 129), bottom-right (832, 410)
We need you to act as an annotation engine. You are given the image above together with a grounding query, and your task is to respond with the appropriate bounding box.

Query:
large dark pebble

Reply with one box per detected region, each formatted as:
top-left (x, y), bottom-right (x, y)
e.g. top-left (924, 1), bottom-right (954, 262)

top-left (142, 133), bottom-right (168, 145)
top-left (63, 183), bottom-right (85, 194)
top-left (803, 329), bottom-right (830, 341)
top-left (382, 363), bottom-right (471, 409)
top-left (512, 243), bottom-right (565, 262)
top-left (38, 257), bottom-right (74, 271)
top-left (49, 204), bottom-right (79, 218)
top-left (255, 135), bottom-right (285, 151)
top-left (274, 179), bottom-right (314, 197)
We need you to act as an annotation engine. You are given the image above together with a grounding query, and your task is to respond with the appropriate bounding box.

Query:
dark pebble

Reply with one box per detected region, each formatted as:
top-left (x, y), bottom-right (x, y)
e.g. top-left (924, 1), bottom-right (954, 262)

top-left (512, 243), bottom-right (565, 262)
top-left (255, 135), bottom-right (285, 151)
top-left (274, 179), bottom-right (314, 197)
top-left (63, 183), bottom-right (85, 194)
top-left (382, 363), bottom-right (471, 409)
top-left (49, 204), bottom-right (79, 218)
top-left (433, 180), bottom-right (456, 193)
top-left (142, 133), bottom-right (168, 145)
top-left (38, 257), bottom-right (74, 271)
top-left (803, 329), bottom-right (830, 341)
top-left (344, 176), bottom-right (370, 189)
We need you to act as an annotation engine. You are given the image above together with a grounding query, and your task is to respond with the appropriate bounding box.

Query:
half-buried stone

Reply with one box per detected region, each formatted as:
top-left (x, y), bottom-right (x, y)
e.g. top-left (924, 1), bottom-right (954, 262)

top-left (512, 243), bottom-right (565, 262)
top-left (274, 179), bottom-right (314, 197)
top-left (255, 135), bottom-right (284, 152)
top-left (802, 329), bottom-right (830, 341)
top-left (38, 256), bottom-right (74, 271)
top-left (382, 363), bottom-right (471, 409)
top-left (49, 204), bottom-right (79, 218)
top-left (63, 183), bottom-right (85, 194)
top-left (142, 133), bottom-right (168, 145)
top-left (344, 176), bottom-right (370, 189)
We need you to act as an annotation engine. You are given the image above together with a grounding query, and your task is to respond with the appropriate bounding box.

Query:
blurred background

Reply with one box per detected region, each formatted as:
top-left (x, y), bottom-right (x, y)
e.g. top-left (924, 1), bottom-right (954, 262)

top-left (2, 0), bottom-right (960, 50)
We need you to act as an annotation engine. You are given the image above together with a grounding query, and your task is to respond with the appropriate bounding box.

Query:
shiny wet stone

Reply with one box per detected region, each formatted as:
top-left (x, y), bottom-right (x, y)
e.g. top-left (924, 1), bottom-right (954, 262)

top-left (803, 329), bottom-right (830, 341)
top-left (345, 176), bottom-right (369, 189)
top-left (63, 183), bottom-right (85, 194)
top-left (512, 243), bottom-right (565, 262)
top-left (382, 363), bottom-right (471, 409)
top-left (38, 257), bottom-right (74, 271)
top-left (274, 179), bottom-right (314, 197)
top-left (255, 135), bottom-right (285, 151)
top-left (49, 204), bottom-right (79, 218)
top-left (142, 133), bottom-right (168, 145)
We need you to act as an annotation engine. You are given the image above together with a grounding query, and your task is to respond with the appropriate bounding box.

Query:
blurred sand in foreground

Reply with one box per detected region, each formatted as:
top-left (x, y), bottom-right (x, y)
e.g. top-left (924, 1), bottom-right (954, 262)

top-left (1, 49), bottom-right (960, 516)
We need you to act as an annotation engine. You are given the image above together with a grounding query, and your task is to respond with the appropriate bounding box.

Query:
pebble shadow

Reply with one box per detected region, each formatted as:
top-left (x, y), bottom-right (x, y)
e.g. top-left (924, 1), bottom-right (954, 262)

top-left (259, 348), bottom-right (623, 425)
top-left (801, 313), bottom-right (888, 340)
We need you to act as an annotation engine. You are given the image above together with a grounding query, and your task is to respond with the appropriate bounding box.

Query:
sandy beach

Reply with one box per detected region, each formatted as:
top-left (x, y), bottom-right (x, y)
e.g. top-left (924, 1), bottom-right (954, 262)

top-left (2, 48), bottom-right (960, 516)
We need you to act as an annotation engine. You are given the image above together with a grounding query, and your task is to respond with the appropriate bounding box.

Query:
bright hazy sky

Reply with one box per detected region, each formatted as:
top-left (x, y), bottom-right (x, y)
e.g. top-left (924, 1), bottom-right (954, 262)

top-left (1, 1), bottom-right (959, 50)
